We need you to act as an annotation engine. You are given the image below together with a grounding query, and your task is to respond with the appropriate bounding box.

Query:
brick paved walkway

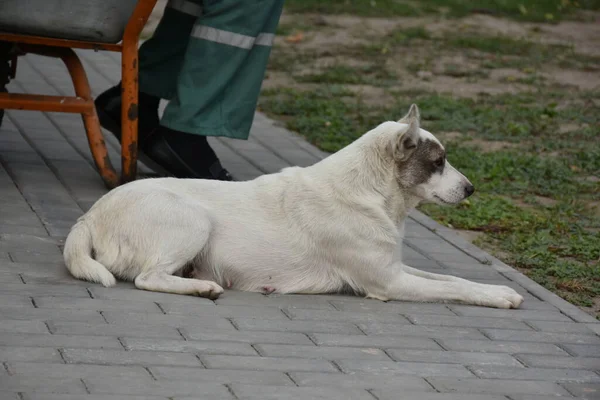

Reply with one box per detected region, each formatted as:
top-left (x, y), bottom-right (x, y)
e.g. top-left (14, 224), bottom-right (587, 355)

top-left (1, 50), bottom-right (599, 400)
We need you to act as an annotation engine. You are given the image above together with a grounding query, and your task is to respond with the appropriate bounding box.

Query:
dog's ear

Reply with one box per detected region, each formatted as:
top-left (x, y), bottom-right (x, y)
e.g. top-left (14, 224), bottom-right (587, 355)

top-left (398, 103), bottom-right (420, 124)
top-left (394, 105), bottom-right (420, 161)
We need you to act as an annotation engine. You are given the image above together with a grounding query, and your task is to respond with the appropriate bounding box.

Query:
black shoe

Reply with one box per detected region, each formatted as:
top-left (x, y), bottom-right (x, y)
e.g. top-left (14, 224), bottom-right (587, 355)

top-left (94, 83), bottom-right (160, 144)
top-left (143, 126), bottom-right (234, 181)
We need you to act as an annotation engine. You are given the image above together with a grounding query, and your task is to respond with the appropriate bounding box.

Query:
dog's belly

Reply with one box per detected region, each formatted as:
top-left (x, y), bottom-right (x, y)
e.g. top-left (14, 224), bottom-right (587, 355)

top-left (201, 224), bottom-right (347, 295)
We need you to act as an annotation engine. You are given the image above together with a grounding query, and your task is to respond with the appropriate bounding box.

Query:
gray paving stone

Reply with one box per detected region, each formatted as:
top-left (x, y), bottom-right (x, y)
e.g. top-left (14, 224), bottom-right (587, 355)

top-left (438, 339), bottom-right (569, 355)
top-left (22, 395), bottom-right (168, 400)
top-left (407, 314), bottom-right (532, 330)
top-left (584, 323), bottom-right (600, 336)
top-left (121, 338), bottom-right (257, 356)
top-left (0, 307), bottom-right (104, 324)
top-left (232, 318), bottom-right (363, 335)
top-left (309, 333), bottom-right (443, 350)
top-left (101, 311), bottom-right (235, 331)
top-left (358, 322), bottom-right (488, 340)
top-left (0, 294), bottom-right (34, 308)
top-left (34, 297), bottom-right (163, 312)
top-left (0, 283), bottom-right (91, 298)
top-left (372, 391), bottom-right (508, 400)
top-left (0, 333), bottom-right (122, 349)
top-left (387, 349), bottom-right (523, 367)
top-left (229, 384), bottom-right (375, 400)
top-left (61, 348), bottom-right (203, 367)
top-left (527, 320), bottom-right (600, 334)
top-left (0, 376), bottom-right (87, 394)
top-left (255, 344), bottom-right (391, 360)
top-left (289, 371), bottom-right (433, 390)
top-left (448, 306), bottom-right (574, 321)
top-left (471, 365), bottom-right (600, 382)
top-left (182, 329), bottom-right (314, 345)
top-left (507, 396), bottom-right (583, 400)
top-left (428, 377), bottom-right (571, 396)
top-left (516, 354), bottom-right (600, 370)
top-left (9, 251), bottom-right (66, 264)
top-left (562, 344), bottom-right (600, 357)
top-left (561, 383), bottom-right (600, 399)
top-left (7, 362), bottom-right (152, 380)
top-left (0, 320), bottom-right (50, 334)
top-left (0, 283), bottom-right (96, 300)
top-left (283, 307), bottom-right (411, 323)
top-left (427, 251), bottom-right (479, 263)
top-left (0, 234), bottom-right (61, 253)
top-left (149, 366), bottom-right (295, 386)
top-left (215, 291), bottom-right (336, 309)
top-left (160, 303), bottom-right (289, 319)
top-left (481, 329), bottom-right (600, 345)
top-left (200, 355), bottom-right (338, 372)
top-left (0, 347), bottom-right (62, 363)
top-left (84, 378), bottom-right (234, 397)
top-left (329, 299), bottom-right (457, 315)
top-left (47, 321), bottom-right (181, 339)
top-left (336, 359), bottom-right (475, 378)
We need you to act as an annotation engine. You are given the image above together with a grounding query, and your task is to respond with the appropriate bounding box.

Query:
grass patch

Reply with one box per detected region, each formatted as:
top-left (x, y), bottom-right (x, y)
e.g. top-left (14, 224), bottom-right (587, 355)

top-left (283, 0), bottom-right (600, 22)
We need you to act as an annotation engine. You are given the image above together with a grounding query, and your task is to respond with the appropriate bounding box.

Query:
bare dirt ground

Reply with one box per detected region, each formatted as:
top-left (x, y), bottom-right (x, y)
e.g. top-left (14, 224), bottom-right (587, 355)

top-left (265, 11), bottom-right (600, 97)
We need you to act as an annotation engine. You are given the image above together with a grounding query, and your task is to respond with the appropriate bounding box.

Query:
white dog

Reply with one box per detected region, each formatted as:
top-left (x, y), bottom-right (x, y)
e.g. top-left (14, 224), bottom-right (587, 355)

top-left (64, 104), bottom-right (523, 309)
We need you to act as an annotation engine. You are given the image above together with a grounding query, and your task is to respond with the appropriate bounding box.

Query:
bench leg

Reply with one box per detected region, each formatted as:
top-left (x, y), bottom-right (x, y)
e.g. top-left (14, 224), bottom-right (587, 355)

top-left (59, 48), bottom-right (120, 189)
top-left (120, 38), bottom-right (139, 185)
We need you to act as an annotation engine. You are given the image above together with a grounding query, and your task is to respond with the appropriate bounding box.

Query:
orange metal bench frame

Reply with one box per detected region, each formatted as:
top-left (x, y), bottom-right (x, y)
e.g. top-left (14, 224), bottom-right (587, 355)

top-left (0, 0), bottom-right (158, 189)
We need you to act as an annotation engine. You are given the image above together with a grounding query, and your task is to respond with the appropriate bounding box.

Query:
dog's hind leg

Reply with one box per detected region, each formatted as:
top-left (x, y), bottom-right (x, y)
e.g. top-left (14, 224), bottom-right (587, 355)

top-left (131, 196), bottom-right (223, 299)
top-left (135, 263), bottom-right (224, 299)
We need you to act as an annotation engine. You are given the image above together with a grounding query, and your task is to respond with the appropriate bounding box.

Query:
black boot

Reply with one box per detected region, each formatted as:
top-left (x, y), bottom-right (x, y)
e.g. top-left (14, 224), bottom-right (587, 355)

top-left (143, 125), bottom-right (233, 181)
top-left (0, 41), bottom-right (14, 128)
top-left (94, 83), bottom-right (160, 144)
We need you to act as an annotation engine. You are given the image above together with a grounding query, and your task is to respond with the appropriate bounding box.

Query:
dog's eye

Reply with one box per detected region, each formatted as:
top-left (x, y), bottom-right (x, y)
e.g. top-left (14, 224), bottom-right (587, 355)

top-left (434, 158), bottom-right (445, 168)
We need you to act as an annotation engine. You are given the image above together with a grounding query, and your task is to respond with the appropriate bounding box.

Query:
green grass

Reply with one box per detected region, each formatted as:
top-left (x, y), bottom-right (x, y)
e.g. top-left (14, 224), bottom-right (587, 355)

top-left (283, 0), bottom-right (600, 22)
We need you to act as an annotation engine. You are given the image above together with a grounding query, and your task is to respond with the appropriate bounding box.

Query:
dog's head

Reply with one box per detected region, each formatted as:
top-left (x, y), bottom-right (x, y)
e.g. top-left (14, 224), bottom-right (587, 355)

top-left (390, 104), bottom-right (474, 205)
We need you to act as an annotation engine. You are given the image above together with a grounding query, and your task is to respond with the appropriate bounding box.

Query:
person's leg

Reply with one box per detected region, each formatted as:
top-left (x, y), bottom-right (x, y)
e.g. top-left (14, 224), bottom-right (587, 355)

top-left (143, 0), bottom-right (285, 179)
top-left (0, 41), bottom-right (14, 127)
top-left (95, 0), bottom-right (202, 141)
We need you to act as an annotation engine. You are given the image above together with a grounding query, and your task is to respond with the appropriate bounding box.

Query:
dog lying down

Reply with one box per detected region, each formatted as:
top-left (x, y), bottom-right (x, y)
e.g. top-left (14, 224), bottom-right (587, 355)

top-left (64, 104), bottom-right (524, 309)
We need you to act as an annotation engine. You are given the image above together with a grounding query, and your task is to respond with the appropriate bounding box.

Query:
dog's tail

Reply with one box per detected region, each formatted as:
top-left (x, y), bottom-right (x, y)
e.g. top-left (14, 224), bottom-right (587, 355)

top-left (63, 220), bottom-right (116, 287)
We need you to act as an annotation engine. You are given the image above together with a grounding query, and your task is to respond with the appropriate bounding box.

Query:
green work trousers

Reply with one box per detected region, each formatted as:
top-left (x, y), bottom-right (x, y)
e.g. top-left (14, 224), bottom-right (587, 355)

top-left (138, 0), bottom-right (284, 139)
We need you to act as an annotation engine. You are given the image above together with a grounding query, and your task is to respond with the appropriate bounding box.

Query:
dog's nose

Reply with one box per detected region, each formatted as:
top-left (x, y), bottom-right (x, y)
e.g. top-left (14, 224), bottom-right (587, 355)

top-left (464, 183), bottom-right (475, 197)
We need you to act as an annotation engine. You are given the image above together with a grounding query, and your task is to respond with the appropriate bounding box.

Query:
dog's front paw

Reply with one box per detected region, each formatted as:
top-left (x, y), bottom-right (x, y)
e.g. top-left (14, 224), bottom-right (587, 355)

top-left (195, 281), bottom-right (224, 300)
top-left (480, 284), bottom-right (524, 309)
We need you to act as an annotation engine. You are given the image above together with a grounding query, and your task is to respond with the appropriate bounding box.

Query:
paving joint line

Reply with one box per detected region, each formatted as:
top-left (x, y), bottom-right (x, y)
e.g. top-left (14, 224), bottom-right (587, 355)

top-left (224, 383), bottom-right (240, 399)
top-left (57, 348), bottom-right (68, 364)
top-left (144, 366), bottom-right (158, 381)
top-left (117, 337), bottom-right (129, 350)
top-left (80, 378), bottom-right (91, 394)
top-left (330, 360), bottom-right (345, 373)
top-left (98, 311), bottom-right (109, 324)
